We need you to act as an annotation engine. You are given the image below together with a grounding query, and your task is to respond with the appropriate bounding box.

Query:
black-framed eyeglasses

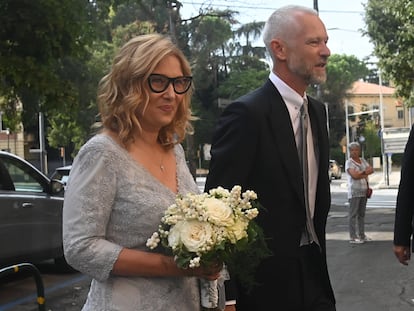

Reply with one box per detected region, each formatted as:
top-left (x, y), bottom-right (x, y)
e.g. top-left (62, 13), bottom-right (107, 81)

top-left (148, 74), bottom-right (192, 94)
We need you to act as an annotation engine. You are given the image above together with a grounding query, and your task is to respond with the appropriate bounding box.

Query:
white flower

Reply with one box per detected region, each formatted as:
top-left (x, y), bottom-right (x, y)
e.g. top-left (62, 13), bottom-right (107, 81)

top-left (146, 186), bottom-right (261, 270)
top-left (168, 220), bottom-right (214, 253)
top-left (229, 218), bottom-right (249, 242)
top-left (204, 197), bottom-right (234, 227)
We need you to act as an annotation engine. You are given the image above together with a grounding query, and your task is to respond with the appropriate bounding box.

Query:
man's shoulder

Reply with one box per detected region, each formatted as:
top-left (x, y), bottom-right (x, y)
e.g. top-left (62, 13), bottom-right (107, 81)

top-left (237, 80), bottom-right (282, 105)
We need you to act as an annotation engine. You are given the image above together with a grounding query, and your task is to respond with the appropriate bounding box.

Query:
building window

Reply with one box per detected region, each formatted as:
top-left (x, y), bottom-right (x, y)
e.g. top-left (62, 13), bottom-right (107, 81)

top-left (397, 109), bottom-right (404, 119)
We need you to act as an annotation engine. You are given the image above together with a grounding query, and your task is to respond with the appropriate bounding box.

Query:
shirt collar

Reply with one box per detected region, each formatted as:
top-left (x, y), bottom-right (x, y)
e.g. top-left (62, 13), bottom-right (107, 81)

top-left (269, 71), bottom-right (307, 109)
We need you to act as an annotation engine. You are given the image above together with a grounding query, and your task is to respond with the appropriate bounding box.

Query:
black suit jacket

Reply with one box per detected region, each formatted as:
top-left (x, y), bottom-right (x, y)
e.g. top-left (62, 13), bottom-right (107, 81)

top-left (205, 80), bottom-right (335, 309)
top-left (394, 124), bottom-right (414, 248)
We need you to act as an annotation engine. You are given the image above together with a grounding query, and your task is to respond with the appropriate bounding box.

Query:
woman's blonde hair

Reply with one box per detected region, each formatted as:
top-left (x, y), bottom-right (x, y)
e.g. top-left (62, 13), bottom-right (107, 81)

top-left (97, 33), bottom-right (194, 149)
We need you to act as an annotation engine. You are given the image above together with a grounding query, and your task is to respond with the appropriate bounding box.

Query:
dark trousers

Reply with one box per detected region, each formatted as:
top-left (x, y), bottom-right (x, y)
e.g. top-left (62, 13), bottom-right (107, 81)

top-left (235, 243), bottom-right (336, 311)
top-left (294, 243), bottom-right (336, 311)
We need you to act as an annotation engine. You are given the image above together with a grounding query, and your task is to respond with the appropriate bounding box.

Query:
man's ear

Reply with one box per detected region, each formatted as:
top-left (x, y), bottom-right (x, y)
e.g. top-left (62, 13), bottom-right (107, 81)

top-left (270, 39), bottom-right (287, 61)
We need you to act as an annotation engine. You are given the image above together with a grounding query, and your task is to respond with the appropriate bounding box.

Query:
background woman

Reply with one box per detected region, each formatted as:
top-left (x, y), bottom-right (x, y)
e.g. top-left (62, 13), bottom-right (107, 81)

top-left (345, 141), bottom-right (374, 244)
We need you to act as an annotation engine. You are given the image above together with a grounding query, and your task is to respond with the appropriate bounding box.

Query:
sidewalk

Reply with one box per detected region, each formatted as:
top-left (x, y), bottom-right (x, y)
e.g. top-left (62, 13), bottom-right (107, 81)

top-left (326, 167), bottom-right (412, 310)
top-left (367, 169), bottom-right (401, 189)
top-left (326, 202), bottom-right (414, 311)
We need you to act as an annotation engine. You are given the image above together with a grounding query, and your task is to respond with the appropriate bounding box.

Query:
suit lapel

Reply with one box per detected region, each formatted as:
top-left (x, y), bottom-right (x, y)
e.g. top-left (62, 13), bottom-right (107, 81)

top-left (307, 97), bottom-right (329, 174)
top-left (265, 81), bottom-right (304, 198)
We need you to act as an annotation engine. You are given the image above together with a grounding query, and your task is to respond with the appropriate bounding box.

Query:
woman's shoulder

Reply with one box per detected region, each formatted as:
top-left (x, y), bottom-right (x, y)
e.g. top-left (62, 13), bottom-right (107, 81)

top-left (75, 134), bottom-right (127, 166)
top-left (80, 134), bottom-right (121, 153)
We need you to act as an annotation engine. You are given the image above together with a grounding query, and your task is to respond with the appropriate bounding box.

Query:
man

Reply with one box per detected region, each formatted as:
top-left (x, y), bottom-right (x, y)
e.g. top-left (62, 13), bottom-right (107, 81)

top-left (393, 124), bottom-right (414, 265)
top-left (205, 5), bottom-right (336, 311)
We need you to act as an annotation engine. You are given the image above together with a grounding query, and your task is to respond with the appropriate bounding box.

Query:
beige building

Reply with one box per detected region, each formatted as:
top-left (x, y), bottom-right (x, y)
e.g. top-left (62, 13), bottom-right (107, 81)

top-left (345, 80), bottom-right (413, 132)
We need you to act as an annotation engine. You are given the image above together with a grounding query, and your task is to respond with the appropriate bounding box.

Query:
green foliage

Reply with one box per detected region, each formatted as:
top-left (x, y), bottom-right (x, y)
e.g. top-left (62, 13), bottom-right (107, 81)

top-left (330, 147), bottom-right (346, 167)
top-left (112, 21), bottom-right (156, 48)
top-left (0, 97), bottom-right (22, 133)
top-left (364, 0), bottom-right (414, 103)
top-left (0, 0), bottom-right (111, 157)
top-left (308, 54), bottom-right (370, 152)
top-left (0, 0), bottom-right (100, 97)
top-left (225, 219), bottom-right (272, 293)
top-left (319, 54), bottom-right (369, 104)
top-left (362, 121), bottom-right (382, 159)
top-left (218, 69), bottom-right (268, 100)
top-left (2, 0), bottom-right (373, 169)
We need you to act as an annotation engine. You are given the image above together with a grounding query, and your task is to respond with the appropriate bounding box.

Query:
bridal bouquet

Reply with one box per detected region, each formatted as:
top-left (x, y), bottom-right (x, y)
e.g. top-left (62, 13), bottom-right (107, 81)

top-left (146, 185), bottom-right (270, 308)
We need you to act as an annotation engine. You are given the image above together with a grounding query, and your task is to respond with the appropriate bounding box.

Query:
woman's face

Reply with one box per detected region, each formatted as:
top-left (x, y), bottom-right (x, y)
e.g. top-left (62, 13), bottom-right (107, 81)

top-left (350, 146), bottom-right (361, 159)
top-left (138, 54), bottom-right (187, 133)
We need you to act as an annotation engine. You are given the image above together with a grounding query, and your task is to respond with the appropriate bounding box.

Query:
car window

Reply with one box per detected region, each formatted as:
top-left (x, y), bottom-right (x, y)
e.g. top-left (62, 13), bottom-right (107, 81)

top-left (0, 159), bottom-right (15, 191)
top-left (1, 157), bottom-right (45, 193)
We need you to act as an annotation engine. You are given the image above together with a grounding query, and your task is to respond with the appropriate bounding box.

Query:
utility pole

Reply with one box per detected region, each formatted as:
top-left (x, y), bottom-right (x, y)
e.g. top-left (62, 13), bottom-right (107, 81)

top-left (314, 0), bottom-right (319, 13)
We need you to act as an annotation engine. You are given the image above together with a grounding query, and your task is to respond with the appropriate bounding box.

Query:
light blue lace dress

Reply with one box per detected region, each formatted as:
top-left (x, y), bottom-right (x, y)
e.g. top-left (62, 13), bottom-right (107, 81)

top-left (63, 134), bottom-right (201, 311)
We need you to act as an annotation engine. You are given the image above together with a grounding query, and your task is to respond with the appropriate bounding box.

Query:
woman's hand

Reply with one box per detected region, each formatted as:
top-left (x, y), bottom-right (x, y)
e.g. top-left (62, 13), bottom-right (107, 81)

top-left (184, 262), bottom-right (223, 280)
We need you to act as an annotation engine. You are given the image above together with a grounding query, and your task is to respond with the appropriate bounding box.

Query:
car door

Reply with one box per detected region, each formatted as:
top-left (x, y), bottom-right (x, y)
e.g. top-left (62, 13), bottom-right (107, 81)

top-left (0, 154), bottom-right (64, 265)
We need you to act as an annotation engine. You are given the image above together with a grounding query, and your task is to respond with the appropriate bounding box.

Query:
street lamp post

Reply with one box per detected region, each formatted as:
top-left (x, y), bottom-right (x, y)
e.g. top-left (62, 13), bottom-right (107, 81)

top-left (359, 135), bottom-right (366, 158)
top-left (6, 128), bottom-right (10, 152)
top-left (378, 70), bottom-right (387, 184)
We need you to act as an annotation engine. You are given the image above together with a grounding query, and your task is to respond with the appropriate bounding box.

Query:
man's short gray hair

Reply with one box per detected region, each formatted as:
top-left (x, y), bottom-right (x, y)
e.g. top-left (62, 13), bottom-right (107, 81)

top-left (262, 5), bottom-right (318, 62)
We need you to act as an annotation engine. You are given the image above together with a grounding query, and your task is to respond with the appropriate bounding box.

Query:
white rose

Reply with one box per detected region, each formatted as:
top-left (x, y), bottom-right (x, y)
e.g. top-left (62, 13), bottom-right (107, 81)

top-left (229, 218), bottom-right (249, 243)
top-left (204, 197), bottom-right (234, 227)
top-left (167, 222), bottom-right (183, 249)
top-left (168, 220), bottom-right (213, 253)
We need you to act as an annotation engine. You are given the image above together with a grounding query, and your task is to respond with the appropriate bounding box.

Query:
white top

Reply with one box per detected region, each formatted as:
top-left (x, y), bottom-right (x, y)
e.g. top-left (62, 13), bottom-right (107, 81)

top-left (345, 157), bottom-right (370, 199)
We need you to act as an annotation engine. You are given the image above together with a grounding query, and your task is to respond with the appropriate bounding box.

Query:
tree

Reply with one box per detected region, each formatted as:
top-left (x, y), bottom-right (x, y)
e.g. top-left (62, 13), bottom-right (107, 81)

top-left (364, 0), bottom-right (414, 104)
top-left (0, 0), bottom-right (112, 157)
top-left (362, 121), bottom-right (381, 159)
top-left (307, 54), bottom-right (370, 159)
top-left (234, 22), bottom-right (265, 57)
top-left (187, 12), bottom-right (234, 108)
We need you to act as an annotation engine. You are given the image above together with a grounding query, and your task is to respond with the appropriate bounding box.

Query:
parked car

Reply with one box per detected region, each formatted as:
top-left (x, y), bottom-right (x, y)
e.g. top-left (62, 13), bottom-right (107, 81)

top-left (50, 165), bottom-right (72, 187)
top-left (0, 151), bottom-right (68, 268)
top-left (329, 159), bottom-right (342, 181)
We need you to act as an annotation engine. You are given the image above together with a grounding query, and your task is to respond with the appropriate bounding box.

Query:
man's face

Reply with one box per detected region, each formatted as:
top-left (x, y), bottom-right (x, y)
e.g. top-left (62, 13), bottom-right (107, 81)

top-left (285, 13), bottom-right (331, 85)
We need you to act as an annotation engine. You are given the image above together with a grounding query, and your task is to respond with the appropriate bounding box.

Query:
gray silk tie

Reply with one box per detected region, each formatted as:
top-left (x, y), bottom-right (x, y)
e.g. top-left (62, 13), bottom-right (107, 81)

top-left (300, 99), bottom-right (320, 246)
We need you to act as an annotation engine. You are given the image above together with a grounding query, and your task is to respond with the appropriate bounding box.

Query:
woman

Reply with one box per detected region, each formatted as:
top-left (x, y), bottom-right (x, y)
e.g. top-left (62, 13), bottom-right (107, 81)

top-left (62, 34), bottom-right (221, 311)
top-left (345, 142), bottom-right (374, 244)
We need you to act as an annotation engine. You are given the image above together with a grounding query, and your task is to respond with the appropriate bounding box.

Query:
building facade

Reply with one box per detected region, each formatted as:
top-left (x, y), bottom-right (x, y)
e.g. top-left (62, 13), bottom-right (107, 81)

top-left (345, 80), bottom-right (413, 141)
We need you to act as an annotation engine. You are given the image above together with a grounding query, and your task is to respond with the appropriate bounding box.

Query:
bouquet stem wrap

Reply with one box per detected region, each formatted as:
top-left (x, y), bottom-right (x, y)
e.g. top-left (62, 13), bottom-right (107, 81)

top-left (200, 279), bottom-right (218, 309)
top-left (200, 265), bottom-right (229, 310)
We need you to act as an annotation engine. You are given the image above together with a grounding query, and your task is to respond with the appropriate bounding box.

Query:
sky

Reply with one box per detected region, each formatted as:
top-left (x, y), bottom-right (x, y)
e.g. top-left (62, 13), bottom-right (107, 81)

top-left (180, 0), bottom-right (376, 62)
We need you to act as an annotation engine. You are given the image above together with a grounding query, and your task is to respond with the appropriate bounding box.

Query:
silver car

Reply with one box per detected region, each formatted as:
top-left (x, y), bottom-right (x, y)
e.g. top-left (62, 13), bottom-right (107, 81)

top-left (329, 159), bottom-right (342, 181)
top-left (0, 151), bottom-right (66, 268)
top-left (50, 165), bottom-right (72, 188)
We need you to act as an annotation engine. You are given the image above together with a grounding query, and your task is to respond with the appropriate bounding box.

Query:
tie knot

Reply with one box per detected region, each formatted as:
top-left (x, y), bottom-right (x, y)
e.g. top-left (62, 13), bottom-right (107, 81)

top-left (301, 99), bottom-right (308, 117)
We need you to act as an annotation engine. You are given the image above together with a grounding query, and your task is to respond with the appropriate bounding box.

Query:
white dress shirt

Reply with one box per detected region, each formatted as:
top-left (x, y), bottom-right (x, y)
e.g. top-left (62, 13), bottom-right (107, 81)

top-left (269, 72), bottom-right (319, 219)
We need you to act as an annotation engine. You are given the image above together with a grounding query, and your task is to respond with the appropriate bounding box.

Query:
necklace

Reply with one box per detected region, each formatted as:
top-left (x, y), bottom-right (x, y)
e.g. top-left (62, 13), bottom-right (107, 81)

top-left (157, 149), bottom-right (166, 172)
top-left (134, 138), bottom-right (167, 173)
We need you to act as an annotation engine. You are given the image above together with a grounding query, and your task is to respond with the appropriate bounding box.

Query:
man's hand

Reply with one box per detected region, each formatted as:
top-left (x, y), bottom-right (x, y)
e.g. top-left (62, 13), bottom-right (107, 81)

top-left (393, 245), bottom-right (411, 265)
top-left (224, 305), bottom-right (236, 311)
